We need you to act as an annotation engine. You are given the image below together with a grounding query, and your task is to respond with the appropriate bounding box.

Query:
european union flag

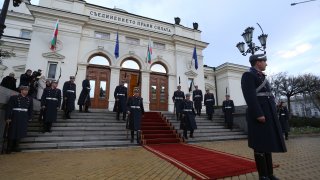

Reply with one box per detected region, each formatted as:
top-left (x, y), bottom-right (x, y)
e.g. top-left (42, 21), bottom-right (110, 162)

top-left (114, 32), bottom-right (119, 59)
top-left (193, 46), bottom-right (198, 70)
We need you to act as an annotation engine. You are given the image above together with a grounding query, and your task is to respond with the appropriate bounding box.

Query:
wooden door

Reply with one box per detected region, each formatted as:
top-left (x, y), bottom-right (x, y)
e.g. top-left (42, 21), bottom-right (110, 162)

top-left (149, 73), bottom-right (168, 111)
top-left (119, 69), bottom-right (141, 97)
top-left (87, 66), bottom-right (110, 109)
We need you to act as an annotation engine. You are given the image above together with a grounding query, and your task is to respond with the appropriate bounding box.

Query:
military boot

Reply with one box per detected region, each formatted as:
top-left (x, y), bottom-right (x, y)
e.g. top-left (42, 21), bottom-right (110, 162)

top-left (85, 106), bottom-right (90, 113)
top-left (254, 152), bottom-right (270, 180)
top-left (137, 130), bottom-right (141, 144)
top-left (79, 105), bottom-right (83, 112)
top-left (116, 112), bottom-right (120, 120)
top-left (266, 153), bottom-right (279, 180)
top-left (122, 112), bottom-right (126, 121)
top-left (130, 131), bottom-right (134, 143)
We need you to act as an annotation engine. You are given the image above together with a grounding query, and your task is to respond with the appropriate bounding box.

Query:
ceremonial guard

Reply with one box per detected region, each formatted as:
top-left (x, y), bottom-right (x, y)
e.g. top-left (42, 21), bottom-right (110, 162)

top-left (4, 86), bottom-right (33, 153)
top-left (41, 80), bottom-right (61, 133)
top-left (78, 75), bottom-right (91, 113)
top-left (38, 79), bottom-right (51, 122)
top-left (192, 85), bottom-right (203, 116)
top-left (127, 87), bottom-right (144, 143)
top-left (222, 95), bottom-right (235, 130)
top-left (113, 80), bottom-right (128, 120)
top-left (62, 76), bottom-right (76, 119)
top-left (180, 93), bottom-right (197, 139)
top-left (241, 54), bottom-right (286, 180)
top-left (172, 85), bottom-right (185, 120)
top-left (277, 101), bottom-right (290, 140)
top-left (204, 89), bottom-right (215, 120)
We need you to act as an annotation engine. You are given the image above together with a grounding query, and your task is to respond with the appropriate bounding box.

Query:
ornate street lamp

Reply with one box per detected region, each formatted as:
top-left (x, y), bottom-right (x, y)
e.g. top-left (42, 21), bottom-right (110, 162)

top-left (0, 0), bottom-right (22, 39)
top-left (236, 23), bottom-right (268, 56)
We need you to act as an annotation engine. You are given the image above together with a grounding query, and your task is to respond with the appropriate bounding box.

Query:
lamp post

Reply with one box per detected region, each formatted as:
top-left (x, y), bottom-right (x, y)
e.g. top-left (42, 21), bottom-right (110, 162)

top-left (236, 23), bottom-right (268, 56)
top-left (291, 0), bottom-right (318, 6)
top-left (0, 0), bottom-right (22, 39)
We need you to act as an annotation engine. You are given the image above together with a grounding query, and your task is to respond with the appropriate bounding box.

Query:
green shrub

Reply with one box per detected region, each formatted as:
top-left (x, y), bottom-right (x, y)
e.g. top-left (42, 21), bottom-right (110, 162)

top-left (289, 116), bottom-right (320, 127)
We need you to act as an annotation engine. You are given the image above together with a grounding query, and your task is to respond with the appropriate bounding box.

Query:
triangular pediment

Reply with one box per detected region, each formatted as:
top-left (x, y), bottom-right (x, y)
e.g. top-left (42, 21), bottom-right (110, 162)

top-left (184, 70), bottom-right (198, 77)
top-left (42, 52), bottom-right (65, 60)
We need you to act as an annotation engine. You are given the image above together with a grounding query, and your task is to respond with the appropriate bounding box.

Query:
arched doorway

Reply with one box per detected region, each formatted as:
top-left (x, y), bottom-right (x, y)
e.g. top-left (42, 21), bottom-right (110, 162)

top-left (87, 54), bottom-right (111, 109)
top-left (150, 63), bottom-right (168, 111)
top-left (120, 59), bottom-right (141, 97)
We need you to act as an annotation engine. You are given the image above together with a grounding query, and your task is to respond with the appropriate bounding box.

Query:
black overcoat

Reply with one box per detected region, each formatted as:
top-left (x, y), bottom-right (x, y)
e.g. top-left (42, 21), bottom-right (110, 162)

top-left (19, 73), bottom-right (32, 86)
top-left (113, 85), bottom-right (128, 113)
top-left (41, 88), bottom-right (61, 123)
top-left (127, 96), bottom-right (144, 131)
top-left (62, 81), bottom-right (76, 111)
top-left (278, 106), bottom-right (290, 133)
top-left (77, 79), bottom-right (91, 106)
top-left (222, 100), bottom-right (235, 123)
top-left (1, 76), bottom-right (17, 91)
top-left (5, 94), bottom-right (33, 140)
top-left (241, 67), bottom-right (286, 153)
top-left (180, 100), bottom-right (197, 130)
top-left (172, 90), bottom-right (185, 114)
top-left (204, 93), bottom-right (215, 115)
top-left (193, 89), bottom-right (203, 110)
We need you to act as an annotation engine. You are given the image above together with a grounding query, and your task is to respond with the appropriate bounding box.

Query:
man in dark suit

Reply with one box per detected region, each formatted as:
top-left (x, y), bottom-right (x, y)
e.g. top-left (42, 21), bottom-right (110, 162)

top-left (78, 75), bottom-right (91, 113)
top-left (241, 54), bottom-right (286, 180)
top-left (222, 95), bottom-right (235, 130)
top-left (62, 76), bottom-right (76, 119)
top-left (41, 80), bottom-right (61, 133)
top-left (113, 80), bottom-right (128, 120)
top-left (192, 85), bottom-right (203, 116)
top-left (204, 89), bottom-right (215, 120)
top-left (1, 72), bottom-right (17, 91)
top-left (172, 85), bottom-right (185, 120)
top-left (5, 86), bottom-right (33, 153)
top-left (127, 87), bottom-right (144, 144)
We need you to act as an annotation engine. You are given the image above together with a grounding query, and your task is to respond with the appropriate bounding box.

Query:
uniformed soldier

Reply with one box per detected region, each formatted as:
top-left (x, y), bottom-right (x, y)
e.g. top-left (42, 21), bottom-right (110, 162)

top-left (5, 86), bottom-right (33, 153)
top-left (222, 95), bottom-right (235, 130)
top-left (41, 80), bottom-right (61, 133)
top-left (204, 89), bottom-right (215, 120)
top-left (62, 76), bottom-right (76, 119)
top-left (192, 85), bottom-right (203, 116)
top-left (127, 87), bottom-right (144, 144)
top-left (241, 54), bottom-right (286, 180)
top-left (113, 80), bottom-right (128, 120)
top-left (38, 79), bottom-right (51, 122)
top-left (180, 93), bottom-right (197, 139)
top-left (77, 75), bottom-right (91, 113)
top-left (277, 101), bottom-right (290, 140)
top-left (172, 85), bottom-right (185, 120)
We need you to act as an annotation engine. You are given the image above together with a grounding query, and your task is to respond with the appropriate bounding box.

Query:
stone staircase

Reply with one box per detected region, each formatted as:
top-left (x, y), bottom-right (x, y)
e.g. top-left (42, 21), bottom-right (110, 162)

top-left (20, 110), bottom-right (136, 151)
top-left (161, 112), bottom-right (247, 142)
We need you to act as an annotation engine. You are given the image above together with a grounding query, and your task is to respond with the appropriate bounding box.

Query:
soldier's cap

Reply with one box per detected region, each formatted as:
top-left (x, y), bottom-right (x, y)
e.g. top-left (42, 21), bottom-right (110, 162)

top-left (133, 87), bottom-right (140, 93)
top-left (206, 89), bottom-right (210, 91)
top-left (249, 54), bottom-right (267, 63)
top-left (185, 93), bottom-right (191, 97)
top-left (177, 85), bottom-right (181, 87)
top-left (70, 76), bottom-right (75, 79)
top-left (51, 80), bottom-right (58, 84)
top-left (19, 85), bottom-right (30, 90)
top-left (225, 94), bottom-right (230, 97)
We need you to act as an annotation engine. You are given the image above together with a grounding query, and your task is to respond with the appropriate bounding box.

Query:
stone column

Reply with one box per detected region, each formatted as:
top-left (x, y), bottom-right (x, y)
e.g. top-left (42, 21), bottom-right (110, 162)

top-left (168, 73), bottom-right (176, 113)
top-left (108, 67), bottom-right (120, 111)
top-left (141, 71), bottom-right (150, 111)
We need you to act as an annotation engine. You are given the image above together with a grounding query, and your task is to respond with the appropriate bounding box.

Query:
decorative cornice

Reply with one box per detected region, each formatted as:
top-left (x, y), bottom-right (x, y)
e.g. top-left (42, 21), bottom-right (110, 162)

top-left (12, 65), bottom-right (26, 72)
top-left (184, 70), bottom-right (198, 77)
top-left (42, 52), bottom-right (65, 60)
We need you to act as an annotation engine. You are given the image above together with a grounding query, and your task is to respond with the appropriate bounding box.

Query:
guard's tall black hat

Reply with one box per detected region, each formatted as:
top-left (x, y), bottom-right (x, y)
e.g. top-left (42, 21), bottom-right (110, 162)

top-left (249, 54), bottom-right (267, 63)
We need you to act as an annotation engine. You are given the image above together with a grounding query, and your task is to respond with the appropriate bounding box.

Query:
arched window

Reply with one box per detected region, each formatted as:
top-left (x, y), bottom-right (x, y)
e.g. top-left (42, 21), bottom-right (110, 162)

top-left (151, 63), bottom-right (167, 74)
top-left (121, 60), bottom-right (140, 70)
top-left (89, 55), bottom-right (110, 66)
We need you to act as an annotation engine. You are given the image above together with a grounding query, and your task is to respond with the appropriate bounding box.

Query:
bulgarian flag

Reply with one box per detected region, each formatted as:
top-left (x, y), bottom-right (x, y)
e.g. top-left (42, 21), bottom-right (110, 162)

top-left (147, 38), bottom-right (153, 64)
top-left (50, 19), bottom-right (59, 51)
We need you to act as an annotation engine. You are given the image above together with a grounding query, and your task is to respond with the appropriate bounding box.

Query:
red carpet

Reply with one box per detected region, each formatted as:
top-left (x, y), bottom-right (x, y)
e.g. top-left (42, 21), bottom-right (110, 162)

top-left (144, 143), bottom-right (257, 180)
top-left (141, 112), bottom-right (183, 145)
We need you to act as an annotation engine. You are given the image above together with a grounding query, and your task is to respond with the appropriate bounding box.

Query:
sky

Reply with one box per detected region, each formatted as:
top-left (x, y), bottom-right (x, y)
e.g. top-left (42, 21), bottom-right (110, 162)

top-left (2, 0), bottom-right (320, 76)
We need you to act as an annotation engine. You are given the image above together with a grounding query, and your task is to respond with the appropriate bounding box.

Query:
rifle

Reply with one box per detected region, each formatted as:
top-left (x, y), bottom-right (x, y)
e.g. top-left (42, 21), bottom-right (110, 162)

top-left (1, 122), bottom-right (10, 154)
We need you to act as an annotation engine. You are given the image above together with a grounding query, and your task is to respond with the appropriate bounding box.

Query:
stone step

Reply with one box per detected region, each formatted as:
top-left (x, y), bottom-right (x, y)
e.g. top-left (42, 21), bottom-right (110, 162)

top-left (27, 126), bottom-right (127, 131)
top-left (21, 135), bottom-right (129, 143)
top-left (186, 135), bottom-right (248, 142)
top-left (28, 122), bottom-right (127, 127)
top-left (27, 130), bottom-right (130, 137)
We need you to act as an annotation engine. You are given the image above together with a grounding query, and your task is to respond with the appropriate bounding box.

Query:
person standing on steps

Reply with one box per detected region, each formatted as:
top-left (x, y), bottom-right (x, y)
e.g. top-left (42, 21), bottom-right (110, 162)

top-left (180, 93), bottom-right (197, 140)
top-left (172, 85), bottom-right (185, 121)
top-left (5, 86), bottom-right (33, 154)
top-left (204, 89), bottom-right (215, 120)
top-left (113, 80), bottom-right (128, 121)
top-left (127, 87), bottom-right (144, 144)
top-left (41, 80), bottom-right (61, 133)
top-left (222, 95), bottom-right (235, 130)
top-left (78, 75), bottom-right (91, 113)
top-left (192, 85), bottom-right (203, 116)
top-left (62, 76), bottom-right (76, 119)
top-left (241, 54), bottom-right (287, 180)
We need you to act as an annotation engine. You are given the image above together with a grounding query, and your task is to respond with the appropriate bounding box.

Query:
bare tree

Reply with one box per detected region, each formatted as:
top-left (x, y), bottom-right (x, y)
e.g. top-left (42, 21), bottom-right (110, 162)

top-left (300, 73), bottom-right (320, 112)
